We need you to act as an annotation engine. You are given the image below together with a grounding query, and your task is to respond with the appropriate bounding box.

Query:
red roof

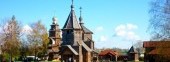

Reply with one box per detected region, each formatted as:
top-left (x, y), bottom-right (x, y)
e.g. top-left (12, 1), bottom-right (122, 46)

top-left (144, 41), bottom-right (170, 55)
top-left (99, 49), bottom-right (118, 56)
top-left (148, 48), bottom-right (170, 54)
top-left (143, 41), bottom-right (170, 48)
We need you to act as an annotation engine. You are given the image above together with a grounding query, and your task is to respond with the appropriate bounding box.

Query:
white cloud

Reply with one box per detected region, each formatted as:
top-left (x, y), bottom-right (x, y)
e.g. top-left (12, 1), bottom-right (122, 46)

top-left (95, 26), bottom-right (104, 32)
top-left (95, 35), bottom-right (115, 49)
top-left (115, 24), bottom-right (126, 32)
top-left (94, 24), bottom-right (141, 49)
top-left (116, 29), bottom-right (126, 37)
top-left (100, 35), bottom-right (108, 42)
top-left (127, 23), bottom-right (138, 30)
top-left (127, 31), bottom-right (140, 40)
top-left (115, 23), bottom-right (140, 41)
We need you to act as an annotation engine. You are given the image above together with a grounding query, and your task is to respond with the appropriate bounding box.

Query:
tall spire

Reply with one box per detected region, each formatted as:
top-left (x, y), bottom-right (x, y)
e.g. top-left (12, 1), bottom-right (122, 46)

top-left (72, 0), bottom-right (73, 5)
top-left (71, 0), bottom-right (74, 10)
top-left (63, 0), bottom-right (81, 29)
top-left (79, 7), bottom-right (83, 24)
top-left (80, 7), bottom-right (82, 16)
top-left (12, 15), bottom-right (16, 21)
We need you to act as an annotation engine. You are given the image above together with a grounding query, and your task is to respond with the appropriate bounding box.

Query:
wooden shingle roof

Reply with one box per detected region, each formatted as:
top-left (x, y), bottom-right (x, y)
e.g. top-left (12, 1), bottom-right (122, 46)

top-left (143, 41), bottom-right (170, 48)
top-left (99, 49), bottom-right (118, 56)
top-left (63, 9), bottom-right (81, 29)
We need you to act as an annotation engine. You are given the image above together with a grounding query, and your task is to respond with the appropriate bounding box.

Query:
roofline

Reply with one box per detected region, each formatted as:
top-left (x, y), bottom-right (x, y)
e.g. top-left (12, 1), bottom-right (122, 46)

top-left (61, 28), bottom-right (82, 30)
top-left (143, 40), bottom-right (170, 42)
top-left (61, 45), bottom-right (79, 55)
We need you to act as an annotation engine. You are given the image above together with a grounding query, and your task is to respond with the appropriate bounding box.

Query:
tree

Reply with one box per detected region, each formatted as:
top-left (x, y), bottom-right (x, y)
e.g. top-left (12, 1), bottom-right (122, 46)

top-left (133, 41), bottom-right (143, 53)
top-left (133, 41), bottom-right (144, 61)
top-left (149, 0), bottom-right (170, 61)
top-left (0, 15), bottom-right (22, 61)
top-left (149, 0), bottom-right (170, 40)
top-left (18, 40), bottom-right (29, 61)
top-left (26, 20), bottom-right (48, 61)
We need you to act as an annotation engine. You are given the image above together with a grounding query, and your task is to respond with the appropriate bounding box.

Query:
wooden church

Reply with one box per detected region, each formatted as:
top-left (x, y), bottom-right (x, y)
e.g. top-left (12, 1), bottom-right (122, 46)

top-left (47, 0), bottom-right (95, 62)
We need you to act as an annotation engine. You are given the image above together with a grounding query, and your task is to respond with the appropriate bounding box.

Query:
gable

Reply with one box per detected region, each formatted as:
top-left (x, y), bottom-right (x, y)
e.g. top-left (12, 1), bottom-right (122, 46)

top-left (60, 45), bottom-right (79, 55)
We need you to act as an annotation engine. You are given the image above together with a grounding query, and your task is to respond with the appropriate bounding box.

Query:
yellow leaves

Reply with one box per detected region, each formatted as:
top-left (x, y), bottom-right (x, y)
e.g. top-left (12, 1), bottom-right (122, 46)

top-left (27, 20), bottom-right (49, 55)
top-left (0, 15), bottom-right (22, 59)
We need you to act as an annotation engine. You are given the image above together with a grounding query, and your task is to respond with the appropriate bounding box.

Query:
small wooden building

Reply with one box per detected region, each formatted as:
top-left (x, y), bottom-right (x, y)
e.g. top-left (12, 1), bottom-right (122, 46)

top-left (143, 41), bottom-right (170, 62)
top-left (98, 49), bottom-right (118, 61)
top-left (127, 46), bottom-right (139, 61)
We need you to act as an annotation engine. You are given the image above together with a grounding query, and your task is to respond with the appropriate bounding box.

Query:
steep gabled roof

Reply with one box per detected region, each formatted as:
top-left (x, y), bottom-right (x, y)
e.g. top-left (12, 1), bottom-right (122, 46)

top-left (128, 46), bottom-right (137, 53)
top-left (80, 24), bottom-right (93, 34)
top-left (63, 9), bottom-right (81, 29)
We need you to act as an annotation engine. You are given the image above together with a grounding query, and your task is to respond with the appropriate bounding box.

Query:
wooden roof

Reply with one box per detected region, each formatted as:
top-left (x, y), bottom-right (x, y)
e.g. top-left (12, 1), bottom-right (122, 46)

top-left (148, 48), bottom-right (170, 55)
top-left (128, 46), bottom-right (137, 54)
top-left (63, 8), bottom-right (81, 29)
top-left (144, 41), bottom-right (170, 55)
top-left (143, 41), bottom-right (170, 48)
top-left (99, 49), bottom-right (118, 56)
top-left (80, 24), bottom-right (93, 34)
top-left (60, 45), bottom-right (79, 55)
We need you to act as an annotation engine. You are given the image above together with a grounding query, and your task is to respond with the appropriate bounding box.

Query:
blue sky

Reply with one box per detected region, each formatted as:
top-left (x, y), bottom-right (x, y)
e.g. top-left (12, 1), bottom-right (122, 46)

top-left (0, 0), bottom-right (150, 49)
